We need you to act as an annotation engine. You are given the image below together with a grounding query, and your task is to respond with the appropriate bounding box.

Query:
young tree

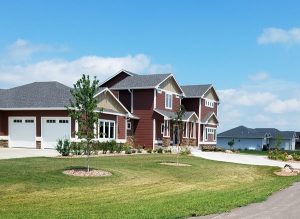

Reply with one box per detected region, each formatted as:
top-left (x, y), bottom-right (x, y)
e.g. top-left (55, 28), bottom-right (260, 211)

top-left (174, 105), bottom-right (186, 165)
top-left (228, 139), bottom-right (235, 151)
top-left (67, 74), bottom-right (100, 172)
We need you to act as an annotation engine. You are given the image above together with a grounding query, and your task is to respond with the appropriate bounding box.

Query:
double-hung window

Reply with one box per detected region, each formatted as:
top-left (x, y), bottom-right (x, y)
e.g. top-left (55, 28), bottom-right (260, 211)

top-left (99, 120), bottom-right (115, 140)
top-left (165, 93), bottom-right (172, 109)
top-left (205, 128), bottom-right (215, 141)
top-left (163, 120), bottom-right (170, 137)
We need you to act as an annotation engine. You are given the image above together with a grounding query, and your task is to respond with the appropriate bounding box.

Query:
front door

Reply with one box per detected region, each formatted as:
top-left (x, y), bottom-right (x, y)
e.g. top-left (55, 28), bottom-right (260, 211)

top-left (173, 125), bottom-right (179, 145)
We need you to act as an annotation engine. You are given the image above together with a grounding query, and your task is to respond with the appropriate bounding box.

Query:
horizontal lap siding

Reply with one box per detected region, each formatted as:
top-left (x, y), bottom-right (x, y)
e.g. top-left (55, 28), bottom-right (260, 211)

top-left (1, 110), bottom-right (75, 137)
top-left (119, 90), bottom-right (131, 112)
top-left (117, 116), bottom-right (126, 139)
top-left (156, 91), bottom-right (180, 111)
top-left (154, 113), bottom-right (164, 141)
top-left (182, 98), bottom-right (199, 116)
top-left (201, 99), bottom-right (218, 119)
top-left (133, 89), bottom-right (154, 148)
top-left (0, 111), bottom-right (4, 135)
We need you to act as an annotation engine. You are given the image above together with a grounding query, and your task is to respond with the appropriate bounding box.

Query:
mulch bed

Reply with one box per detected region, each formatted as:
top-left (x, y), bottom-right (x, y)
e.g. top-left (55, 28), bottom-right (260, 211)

top-left (63, 169), bottom-right (112, 177)
top-left (160, 162), bottom-right (191, 167)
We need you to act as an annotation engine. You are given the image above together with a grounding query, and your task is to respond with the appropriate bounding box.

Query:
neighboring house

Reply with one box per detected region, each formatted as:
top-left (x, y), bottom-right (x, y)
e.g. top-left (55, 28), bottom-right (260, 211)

top-left (0, 69), bottom-right (220, 149)
top-left (218, 126), bottom-right (298, 151)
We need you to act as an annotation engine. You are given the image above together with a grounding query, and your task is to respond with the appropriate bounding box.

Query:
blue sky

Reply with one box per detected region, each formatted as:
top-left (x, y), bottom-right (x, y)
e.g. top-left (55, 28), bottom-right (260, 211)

top-left (0, 0), bottom-right (300, 131)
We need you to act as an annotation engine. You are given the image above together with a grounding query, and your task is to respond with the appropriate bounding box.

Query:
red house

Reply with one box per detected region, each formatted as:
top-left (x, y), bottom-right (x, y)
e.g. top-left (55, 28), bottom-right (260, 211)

top-left (0, 70), bottom-right (219, 150)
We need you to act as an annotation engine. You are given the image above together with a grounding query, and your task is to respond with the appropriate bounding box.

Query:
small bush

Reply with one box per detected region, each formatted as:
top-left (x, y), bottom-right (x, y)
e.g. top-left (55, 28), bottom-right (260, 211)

top-left (70, 141), bottom-right (85, 155)
top-left (147, 149), bottom-right (152, 153)
top-left (157, 148), bottom-right (163, 154)
top-left (268, 150), bottom-right (288, 161)
top-left (180, 148), bottom-right (191, 156)
top-left (115, 143), bottom-right (124, 153)
top-left (292, 153), bottom-right (300, 161)
top-left (56, 139), bottom-right (71, 156)
top-left (124, 145), bottom-right (132, 154)
top-left (131, 149), bottom-right (137, 154)
top-left (164, 149), bottom-right (171, 154)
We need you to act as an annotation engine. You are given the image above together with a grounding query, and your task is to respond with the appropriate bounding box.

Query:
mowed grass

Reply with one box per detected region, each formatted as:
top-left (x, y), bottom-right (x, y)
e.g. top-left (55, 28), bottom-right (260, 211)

top-left (0, 154), bottom-right (299, 219)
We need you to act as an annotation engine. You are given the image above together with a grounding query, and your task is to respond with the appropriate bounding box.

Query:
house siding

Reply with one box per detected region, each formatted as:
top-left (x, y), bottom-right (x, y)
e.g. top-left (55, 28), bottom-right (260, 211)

top-left (182, 98), bottom-right (200, 116)
top-left (119, 90), bottom-right (131, 112)
top-left (0, 110), bottom-right (75, 137)
top-left (117, 115), bottom-right (126, 140)
top-left (100, 71), bottom-right (131, 88)
top-left (217, 137), bottom-right (263, 150)
top-left (132, 89), bottom-right (154, 148)
top-left (201, 98), bottom-right (218, 120)
top-left (156, 91), bottom-right (180, 112)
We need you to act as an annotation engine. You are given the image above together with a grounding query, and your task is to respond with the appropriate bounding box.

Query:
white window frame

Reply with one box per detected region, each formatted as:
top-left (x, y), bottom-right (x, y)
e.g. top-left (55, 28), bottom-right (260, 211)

top-left (98, 119), bottom-right (115, 140)
top-left (205, 127), bottom-right (216, 141)
top-left (190, 122), bottom-right (196, 139)
top-left (127, 121), bottom-right (132, 130)
top-left (205, 99), bottom-right (214, 108)
top-left (183, 122), bottom-right (189, 138)
top-left (161, 123), bottom-right (164, 135)
top-left (163, 120), bottom-right (170, 137)
top-left (165, 92), bottom-right (173, 109)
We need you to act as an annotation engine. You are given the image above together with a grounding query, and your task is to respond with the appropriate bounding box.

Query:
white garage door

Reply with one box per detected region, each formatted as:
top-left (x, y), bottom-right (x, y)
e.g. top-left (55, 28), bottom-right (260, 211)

top-left (9, 117), bottom-right (36, 148)
top-left (41, 117), bottom-right (71, 149)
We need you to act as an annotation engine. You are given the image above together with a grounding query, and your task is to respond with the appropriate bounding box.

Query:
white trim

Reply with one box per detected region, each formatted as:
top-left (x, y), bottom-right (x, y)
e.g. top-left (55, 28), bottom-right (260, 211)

top-left (154, 140), bottom-right (162, 144)
top-left (0, 136), bottom-right (8, 140)
top-left (154, 89), bottom-right (157, 109)
top-left (159, 88), bottom-right (183, 96)
top-left (201, 85), bottom-right (220, 102)
top-left (153, 119), bottom-right (156, 149)
top-left (75, 120), bottom-right (79, 139)
top-left (98, 69), bottom-right (135, 87)
top-left (41, 117), bottom-right (72, 149)
top-left (127, 121), bottom-right (132, 130)
top-left (205, 99), bottom-right (214, 108)
top-left (199, 141), bottom-right (216, 145)
top-left (201, 112), bottom-right (219, 125)
top-left (155, 74), bottom-right (185, 95)
top-left (165, 92), bottom-right (173, 109)
top-left (8, 116), bottom-right (37, 148)
top-left (183, 122), bottom-right (189, 138)
top-left (163, 120), bottom-right (170, 137)
top-left (116, 139), bottom-right (126, 143)
top-left (0, 108), bottom-right (67, 110)
top-left (129, 89), bottom-right (133, 113)
top-left (161, 123), bottom-right (164, 135)
top-left (98, 119), bottom-right (116, 140)
top-left (198, 97), bottom-right (201, 146)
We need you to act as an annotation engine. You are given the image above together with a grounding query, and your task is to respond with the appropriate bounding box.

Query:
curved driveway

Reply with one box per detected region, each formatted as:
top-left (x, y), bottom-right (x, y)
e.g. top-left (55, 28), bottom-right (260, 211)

top-left (192, 150), bottom-right (300, 169)
top-left (0, 148), bottom-right (59, 159)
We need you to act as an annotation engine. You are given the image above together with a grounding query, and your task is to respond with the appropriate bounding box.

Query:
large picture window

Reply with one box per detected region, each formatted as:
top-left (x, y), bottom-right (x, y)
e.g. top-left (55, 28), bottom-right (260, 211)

top-left (99, 120), bottom-right (115, 140)
top-left (165, 93), bottom-right (173, 109)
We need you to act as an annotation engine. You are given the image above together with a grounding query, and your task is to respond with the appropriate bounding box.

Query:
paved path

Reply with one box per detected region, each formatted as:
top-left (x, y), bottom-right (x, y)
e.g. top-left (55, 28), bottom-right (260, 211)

top-left (192, 150), bottom-right (300, 169)
top-left (191, 182), bottom-right (300, 219)
top-left (0, 148), bottom-right (59, 159)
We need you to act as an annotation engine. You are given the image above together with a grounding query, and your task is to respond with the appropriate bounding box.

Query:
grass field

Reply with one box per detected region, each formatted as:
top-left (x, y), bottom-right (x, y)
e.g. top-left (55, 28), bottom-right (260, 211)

top-left (0, 154), bottom-right (299, 219)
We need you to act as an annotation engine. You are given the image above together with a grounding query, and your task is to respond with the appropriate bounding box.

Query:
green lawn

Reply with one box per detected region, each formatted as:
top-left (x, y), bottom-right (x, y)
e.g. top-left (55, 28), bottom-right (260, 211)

top-left (0, 154), bottom-right (299, 219)
top-left (238, 150), bottom-right (268, 156)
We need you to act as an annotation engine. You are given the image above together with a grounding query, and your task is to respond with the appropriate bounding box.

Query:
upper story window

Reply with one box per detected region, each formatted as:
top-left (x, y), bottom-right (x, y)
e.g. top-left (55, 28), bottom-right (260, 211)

top-left (127, 121), bottom-right (132, 130)
top-left (205, 99), bottom-right (214, 108)
top-left (165, 93), bottom-right (173, 109)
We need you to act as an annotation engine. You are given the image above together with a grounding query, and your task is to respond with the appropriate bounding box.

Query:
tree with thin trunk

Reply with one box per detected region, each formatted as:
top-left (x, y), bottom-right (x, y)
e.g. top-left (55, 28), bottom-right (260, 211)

top-left (228, 139), bottom-right (235, 151)
top-left (174, 105), bottom-right (186, 165)
top-left (67, 74), bottom-right (100, 172)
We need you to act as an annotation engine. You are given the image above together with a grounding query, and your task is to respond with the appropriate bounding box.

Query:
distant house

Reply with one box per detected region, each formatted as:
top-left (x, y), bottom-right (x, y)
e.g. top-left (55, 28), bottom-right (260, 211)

top-left (217, 126), bottom-right (298, 151)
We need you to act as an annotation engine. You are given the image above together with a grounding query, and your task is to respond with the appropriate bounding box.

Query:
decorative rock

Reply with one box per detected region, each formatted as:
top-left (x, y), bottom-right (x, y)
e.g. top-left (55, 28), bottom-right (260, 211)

top-left (225, 150), bottom-right (233, 153)
top-left (287, 155), bottom-right (293, 160)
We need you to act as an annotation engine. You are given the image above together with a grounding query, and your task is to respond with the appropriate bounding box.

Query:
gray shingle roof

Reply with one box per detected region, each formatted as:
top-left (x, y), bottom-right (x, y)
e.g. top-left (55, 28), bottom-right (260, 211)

top-left (181, 84), bottom-right (212, 98)
top-left (0, 82), bottom-right (72, 108)
top-left (111, 74), bottom-right (172, 90)
top-left (218, 126), bottom-right (295, 139)
top-left (154, 109), bottom-right (197, 121)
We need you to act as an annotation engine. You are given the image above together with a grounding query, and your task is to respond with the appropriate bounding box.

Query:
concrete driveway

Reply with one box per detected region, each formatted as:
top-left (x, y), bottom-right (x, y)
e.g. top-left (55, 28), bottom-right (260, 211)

top-left (0, 148), bottom-right (60, 159)
top-left (192, 150), bottom-right (300, 169)
top-left (192, 182), bottom-right (300, 219)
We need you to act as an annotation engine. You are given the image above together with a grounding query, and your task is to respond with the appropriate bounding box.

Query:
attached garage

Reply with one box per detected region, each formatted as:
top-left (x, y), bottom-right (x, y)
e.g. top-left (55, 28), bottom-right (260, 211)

top-left (9, 117), bottom-right (36, 148)
top-left (41, 117), bottom-right (71, 149)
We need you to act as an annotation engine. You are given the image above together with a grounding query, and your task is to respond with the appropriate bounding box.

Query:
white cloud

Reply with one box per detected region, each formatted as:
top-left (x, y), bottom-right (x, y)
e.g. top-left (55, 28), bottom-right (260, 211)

top-left (264, 98), bottom-right (300, 114)
top-left (6, 39), bottom-right (68, 61)
top-left (218, 89), bottom-right (276, 106)
top-left (248, 72), bottom-right (269, 81)
top-left (0, 40), bottom-right (172, 87)
top-left (257, 27), bottom-right (300, 45)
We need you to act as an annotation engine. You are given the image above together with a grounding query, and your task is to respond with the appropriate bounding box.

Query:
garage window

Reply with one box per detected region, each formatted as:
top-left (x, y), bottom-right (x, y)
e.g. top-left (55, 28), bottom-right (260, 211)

top-left (25, 120), bottom-right (34, 123)
top-left (59, 120), bottom-right (69, 124)
top-left (98, 120), bottom-right (115, 140)
top-left (46, 120), bottom-right (56, 123)
top-left (13, 119), bottom-right (22, 123)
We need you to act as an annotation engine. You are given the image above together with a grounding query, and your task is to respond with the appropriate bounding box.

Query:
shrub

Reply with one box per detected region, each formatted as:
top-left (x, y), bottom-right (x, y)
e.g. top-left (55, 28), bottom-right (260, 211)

top-left (115, 143), bottom-right (124, 153)
top-left (180, 148), bottom-right (191, 156)
top-left (147, 149), bottom-right (152, 153)
top-left (137, 148), bottom-right (142, 153)
top-left (268, 150), bottom-right (288, 161)
top-left (70, 141), bottom-right (85, 155)
top-left (123, 144), bottom-right (132, 154)
top-left (164, 149), bottom-right (171, 154)
top-left (56, 139), bottom-right (71, 156)
top-left (131, 149), bottom-right (137, 154)
top-left (157, 148), bottom-right (163, 154)
top-left (292, 153), bottom-right (300, 161)
top-left (201, 145), bottom-right (216, 151)
top-left (107, 140), bottom-right (117, 153)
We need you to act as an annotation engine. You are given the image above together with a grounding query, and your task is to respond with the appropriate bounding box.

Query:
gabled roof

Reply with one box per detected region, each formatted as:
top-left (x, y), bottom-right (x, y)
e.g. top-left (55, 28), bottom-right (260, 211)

top-left (111, 73), bottom-right (172, 90)
top-left (98, 69), bottom-right (139, 87)
top-left (218, 126), bottom-right (296, 139)
top-left (201, 112), bottom-right (219, 124)
top-left (181, 84), bottom-right (212, 98)
top-left (0, 82), bottom-right (72, 109)
top-left (154, 109), bottom-right (198, 121)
